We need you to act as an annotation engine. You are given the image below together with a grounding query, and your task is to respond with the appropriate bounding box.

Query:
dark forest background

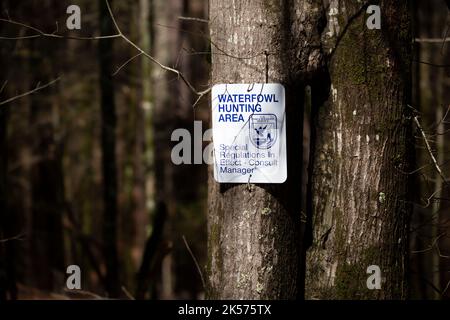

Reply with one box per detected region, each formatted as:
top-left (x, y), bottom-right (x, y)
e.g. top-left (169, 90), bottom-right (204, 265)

top-left (0, 0), bottom-right (449, 299)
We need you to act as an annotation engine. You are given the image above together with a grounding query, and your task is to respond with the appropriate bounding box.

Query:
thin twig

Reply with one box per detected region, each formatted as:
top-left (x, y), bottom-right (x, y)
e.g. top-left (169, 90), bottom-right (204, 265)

top-left (0, 231), bottom-right (26, 243)
top-left (0, 80), bottom-right (7, 94)
top-left (442, 279), bottom-right (450, 296)
top-left (413, 114), bottom-right (449, 186)
top-left (412, 233), bottom-right (445, 254)
top-left (442, 15), bottom-right (450, 54)
top-left (182, 235), bottom-right (206, 290)
top-left (112, 52), bottom-right (143, 76)
top-left (429, 105), bottom-right (450, 132)
top-left (415, 37), bottom-right (450, 43)
top-left (156, 23), bottom-right (264, 60)
top-left (63, 288), bottom-right (103, 299)
top-left (178, 16), bottom-right (209, 24)
top-left (193, 87), bottom-right (211, 108)
top-left (415, 60), bottom-right (450, 68)
top-left (0, 18), bottom-right (121, 40)
top-left (121, 286), bottom-right (135, 300)
top-left (0, 77), bottom-right (60, 106)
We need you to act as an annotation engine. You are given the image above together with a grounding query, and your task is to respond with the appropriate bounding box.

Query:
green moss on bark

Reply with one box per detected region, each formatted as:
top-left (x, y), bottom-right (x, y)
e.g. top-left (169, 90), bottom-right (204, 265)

top-left (333, 246), bottom-right (380, 299)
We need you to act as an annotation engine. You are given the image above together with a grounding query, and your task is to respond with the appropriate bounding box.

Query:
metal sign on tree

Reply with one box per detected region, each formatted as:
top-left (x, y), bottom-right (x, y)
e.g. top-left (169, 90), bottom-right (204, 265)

top-left (211, 83), bottom-right (287, 183)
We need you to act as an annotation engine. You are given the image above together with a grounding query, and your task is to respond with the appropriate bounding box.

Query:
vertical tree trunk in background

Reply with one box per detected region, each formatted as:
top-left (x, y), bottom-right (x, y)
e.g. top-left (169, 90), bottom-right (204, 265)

top-left (0, 0), bottom-right (17, 298)
top-left (151, 0), bottom-right (208, 299)
top-left (208, 0), bottom-right (325, 299)
top-left (170, 0), bottom-right (209, 299)
top-left (27, 1), bottom-right (66, 292)
top-left (426, 1), bottom-right (450, 300)
top-left (134, 0), bottom-right (209, 299)
top-left (151, 0), bottom-right (182, 299)
top-left (0, 97), bottom-right (8, 300)
top-left (0, 107), bottom-right (9, 300)
top-left (130, 0), bottom-right (151, 270)
top-left (408, 0), bottom-right (448, 300)
top-left (98, 0), bottom-right (120, 297)
top-left (409, 0), bottom-right (425, 299)
top-left (414, 0), bottom-right (450, 300)
top-left (0, 78), bottom-right (12, 300)
top-left (0, 107), bottom-right (18, 300)
top-left (416, 1), bottom-right (440, 299)
top-left (1, 2), bottom-right (34, 295)
top-left (306, 0), bottom-right (412, 299)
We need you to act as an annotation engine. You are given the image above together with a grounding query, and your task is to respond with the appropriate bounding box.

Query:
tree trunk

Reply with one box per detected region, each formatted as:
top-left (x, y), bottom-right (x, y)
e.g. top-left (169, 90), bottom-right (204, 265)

top-left (306, 0), bottom-right (412, 299)
top-left (207, 0), bottom-right (326, 299)
top-left (0, 0), bottom-right (18, 299)
top-left (98, 0), bottom-right (120, 297)
top-left (0, 100), bottom-right (17, 302)
top-left (130, 0), bottom-right (151, 271)
top-left (26, 1), bottom-right (66, 292)
top-left (423, 1), bottom-right (450, 300)
top-left (0, 90), bottom-right (12, 301)
top-left (151, 0), bottom-right (184, 300)
top-left (151, 0), bottom-right (208, 299)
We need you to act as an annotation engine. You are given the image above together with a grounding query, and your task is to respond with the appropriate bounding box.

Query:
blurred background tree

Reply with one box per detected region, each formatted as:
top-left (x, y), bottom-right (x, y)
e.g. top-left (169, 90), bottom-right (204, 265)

top-left (0, 0), bottom-right (209, 299)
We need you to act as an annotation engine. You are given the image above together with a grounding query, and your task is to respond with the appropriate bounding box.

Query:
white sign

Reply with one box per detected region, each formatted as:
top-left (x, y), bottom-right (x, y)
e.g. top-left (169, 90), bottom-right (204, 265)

top-left (211, 83), bottom-right (287, 183)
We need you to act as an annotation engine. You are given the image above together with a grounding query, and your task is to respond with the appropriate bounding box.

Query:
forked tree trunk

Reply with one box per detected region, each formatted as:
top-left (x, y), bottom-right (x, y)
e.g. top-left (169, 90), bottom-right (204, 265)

top-left (207, 0), bottom-right (325, 299)
top-left (306, 0), bottom-right (412, 299)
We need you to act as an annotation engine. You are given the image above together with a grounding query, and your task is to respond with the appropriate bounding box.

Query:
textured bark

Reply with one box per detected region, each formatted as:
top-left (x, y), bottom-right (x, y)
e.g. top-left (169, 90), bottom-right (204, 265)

top-left (98, 0), bottom-right (120, 297)
top-left (306, 0), bottom-right (412, 299)
top-left (208, 0), bottom-right (326, 299)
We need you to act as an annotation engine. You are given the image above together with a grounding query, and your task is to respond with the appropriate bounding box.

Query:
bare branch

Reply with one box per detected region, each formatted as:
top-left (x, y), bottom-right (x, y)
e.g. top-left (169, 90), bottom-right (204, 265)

top-left (414, 60), bottom-right (450, 68)
top-left (104, 0), bottom-right (122, 35)
top-left (0, 18), bottom-right (121, 40)
top-left (193, 87), bottom-right (211, 108)
top-left (413, 114), bottom-right (449, 186)
top-left (156, 22), bottom-right (264, 60)
top-left (0, 1), bottom-right (211, 107)
top-left (415, 37), bottom-right (450, 43)
top-left (0, 77), bottom-right (61, 106)
top-left (0, 80), bottom-right (7, 94)
top-left (63, 288), bottom-right (103, 299)
top-left (412, 233), bottom-right (445, 254)
top-left (112, 52), bottom-right (143, 76)
top-left (182, 235), bottom-right (206, 290)
top-left (0, 231), bottom-right (26, 243)
top-left (178, 16), bottom-right (209, 24)
top-left (104, 0), bottom-right (210, 102)
top-left (442, 279), bottom-right (450, 296)
top-left (121, 286), bottom-right (135, 300)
